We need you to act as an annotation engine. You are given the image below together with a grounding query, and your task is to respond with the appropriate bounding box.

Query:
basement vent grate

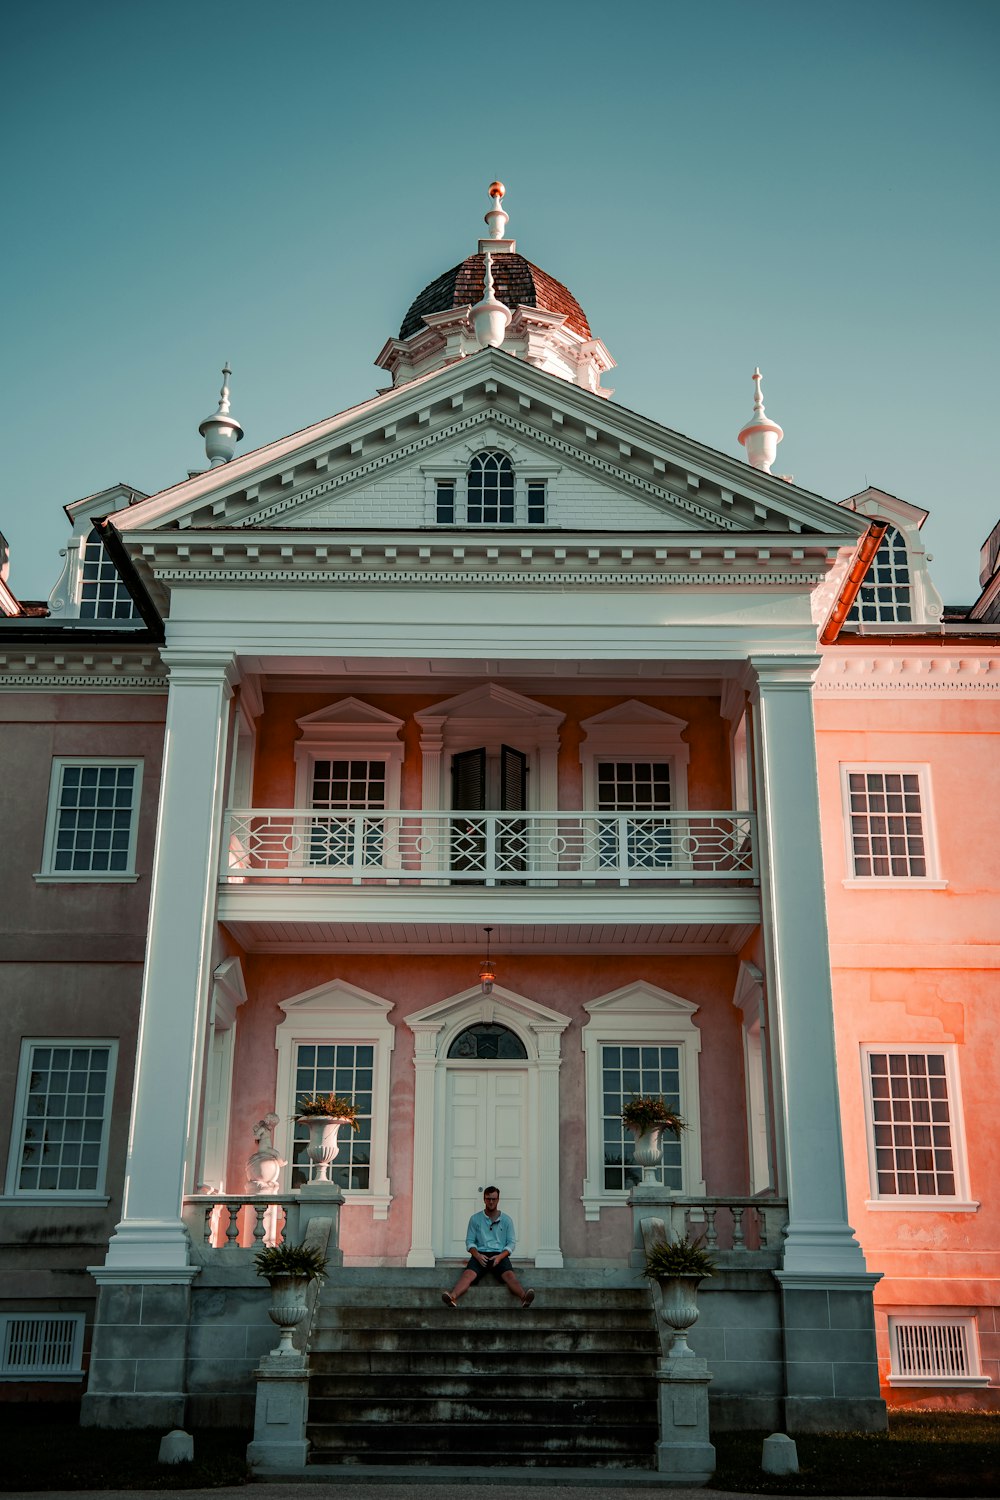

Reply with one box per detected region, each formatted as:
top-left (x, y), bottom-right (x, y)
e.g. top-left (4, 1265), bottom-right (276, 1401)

top-left (0, 1314), bottom-right (85, 1379)
top-left (889, 1316), bottom-right (981, 1382)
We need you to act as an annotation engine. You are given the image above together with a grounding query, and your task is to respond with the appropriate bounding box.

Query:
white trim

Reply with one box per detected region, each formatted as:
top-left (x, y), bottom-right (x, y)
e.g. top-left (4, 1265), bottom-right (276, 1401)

top-left (5, 1039), bottom-right (118, 1198)
top-left (37, 758), bottom-right (143, 880)
top-left (861, 1044), bottom-right (976, 1208)
top-left (581, 981), bottom-right (705, 1220)
top-left (840, 762), bottom-right (941, 882)
top-left (0, 1312), bottom-right (86, 1381)
top-left (292, 698), bottom-right (404, 808)
top-left (273, 978), bottom-right (395, 1219)
top-left (887, 1314), bottom-right (988, 1386)
top-left (842, 878), bottom-right (948, 890)
top-left (404, 985), bottom-right (569, 1268)
top-left (731, 961), bottom-right (773, 1194)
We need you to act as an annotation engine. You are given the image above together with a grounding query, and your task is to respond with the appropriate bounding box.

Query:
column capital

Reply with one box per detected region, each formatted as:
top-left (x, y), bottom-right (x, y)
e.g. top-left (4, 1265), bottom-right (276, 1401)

top-left (159, 648), bottom-right (239, 695)
top-left (743, 655), bottom-right (822, 699)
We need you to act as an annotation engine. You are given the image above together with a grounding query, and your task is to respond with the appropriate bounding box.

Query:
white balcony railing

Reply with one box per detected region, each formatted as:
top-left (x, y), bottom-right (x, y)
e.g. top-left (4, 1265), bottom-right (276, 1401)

top-left (222, 809), bottom-right (757, 886)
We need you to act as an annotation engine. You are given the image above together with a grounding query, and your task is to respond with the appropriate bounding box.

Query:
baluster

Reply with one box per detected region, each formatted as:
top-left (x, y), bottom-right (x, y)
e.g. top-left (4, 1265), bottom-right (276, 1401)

top-left (703, 1207), bottom-right (718, 1249)
top-left (224, 1200), bottom-right (242, 1248)
top-left (252, 1204), bottom-right (267, 1243)
top-left (731, 1204), bottom-right (746, 1250)
top-left (203, 1206), bottom-right (213, 1245)
top-left (755, 1206), bottom-right (766, 1248)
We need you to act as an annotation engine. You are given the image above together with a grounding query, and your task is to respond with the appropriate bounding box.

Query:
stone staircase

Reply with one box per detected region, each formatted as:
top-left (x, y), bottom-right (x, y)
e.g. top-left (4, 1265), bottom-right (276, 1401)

top-left (306, 1268), bottom-right (660, 1468)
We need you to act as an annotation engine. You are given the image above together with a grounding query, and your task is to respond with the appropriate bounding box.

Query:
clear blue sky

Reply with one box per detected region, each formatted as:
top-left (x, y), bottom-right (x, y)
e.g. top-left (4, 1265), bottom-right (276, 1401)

top-left (3, 0), bottom-right (997, 605)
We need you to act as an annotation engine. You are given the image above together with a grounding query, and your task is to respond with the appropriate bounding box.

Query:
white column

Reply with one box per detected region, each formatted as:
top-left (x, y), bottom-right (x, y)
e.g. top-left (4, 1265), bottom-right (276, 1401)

top-left (101, 650), bottom-right (237, 1273)
top-left (748, 656), bottom-right (868, 1277)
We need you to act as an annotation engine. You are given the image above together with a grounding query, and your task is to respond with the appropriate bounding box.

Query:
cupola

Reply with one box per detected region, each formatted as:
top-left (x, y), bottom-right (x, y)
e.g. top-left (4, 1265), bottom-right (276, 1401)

top-left (375, 183), bottom-right (615, 396)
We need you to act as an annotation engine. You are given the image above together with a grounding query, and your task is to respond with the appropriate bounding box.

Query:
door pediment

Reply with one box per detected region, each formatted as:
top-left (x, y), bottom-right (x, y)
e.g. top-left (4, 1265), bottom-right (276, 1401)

top-left (406, 983), bottom-right (570, 1060)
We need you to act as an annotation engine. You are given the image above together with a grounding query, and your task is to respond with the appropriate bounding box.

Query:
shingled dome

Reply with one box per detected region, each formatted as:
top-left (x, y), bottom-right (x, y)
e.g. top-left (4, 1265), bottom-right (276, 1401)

top-left (400, 253), bottom-right (591, 341)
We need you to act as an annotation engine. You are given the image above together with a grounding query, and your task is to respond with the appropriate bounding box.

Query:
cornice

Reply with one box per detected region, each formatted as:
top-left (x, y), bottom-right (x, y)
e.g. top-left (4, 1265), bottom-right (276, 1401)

top-left (0, 648), bottom-right (166, 692)
top-left (133, 529), bottom-right (837, 589)
top-left (815, 653), bottom-right (1000, 696)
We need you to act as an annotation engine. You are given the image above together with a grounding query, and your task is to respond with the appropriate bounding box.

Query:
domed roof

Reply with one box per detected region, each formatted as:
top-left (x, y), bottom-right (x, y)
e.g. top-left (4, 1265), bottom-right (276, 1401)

top-left (400, 252), bottom-right (591, 342)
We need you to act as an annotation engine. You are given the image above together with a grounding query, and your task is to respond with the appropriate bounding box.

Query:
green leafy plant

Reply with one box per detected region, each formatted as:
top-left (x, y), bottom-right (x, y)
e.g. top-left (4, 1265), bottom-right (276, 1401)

top-left (296, 1092), bottom-right (360, 1129)
top-left (642, 1235), bottom-right (715, 1281)
top-left (253, 1241), bottom-right (328, 1280)
top-left (621, 1094), bottom-right (686, 1134)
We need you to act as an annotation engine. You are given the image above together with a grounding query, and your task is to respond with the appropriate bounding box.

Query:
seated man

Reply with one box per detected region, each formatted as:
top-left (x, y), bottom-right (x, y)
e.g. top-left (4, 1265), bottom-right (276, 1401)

top-left (442, 1185), bottom-right (535, 1308)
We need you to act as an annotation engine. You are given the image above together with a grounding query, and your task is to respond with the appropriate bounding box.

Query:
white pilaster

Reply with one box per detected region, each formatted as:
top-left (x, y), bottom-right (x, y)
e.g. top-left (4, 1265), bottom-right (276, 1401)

top-left (533, 1026), bottom-right (564, 1269)
top-left (406, 1023), bottom-right (443, 1267)
top-left (748, 656), bottom-right (868, 1277)
top-left (101, 650), bottom-right (237, 1273)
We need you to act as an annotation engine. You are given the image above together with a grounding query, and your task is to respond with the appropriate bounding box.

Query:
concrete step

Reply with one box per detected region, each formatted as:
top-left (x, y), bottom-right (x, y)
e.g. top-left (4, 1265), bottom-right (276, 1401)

top-left (311, 1327), bottom-right (656, 1354)
top-left (309, 1395), bottom-right (657, 1426)
top-left (306, 1348), bottom-right (656, 1378)
top-left (307, 1422), bottom-right (658, 1460)
top-left (320, 1304), bottom-right (654, 1331)
top-left (309, 1372), bottom-right (656, 1401)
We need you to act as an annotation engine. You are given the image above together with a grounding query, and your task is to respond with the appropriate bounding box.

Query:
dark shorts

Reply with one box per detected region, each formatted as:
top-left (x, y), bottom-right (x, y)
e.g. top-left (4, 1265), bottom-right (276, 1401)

top-left (466, 1255), bottom-right (516, 1282)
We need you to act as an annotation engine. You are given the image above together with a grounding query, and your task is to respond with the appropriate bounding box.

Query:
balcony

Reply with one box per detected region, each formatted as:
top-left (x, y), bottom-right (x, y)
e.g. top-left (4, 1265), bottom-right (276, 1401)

top-left (221, 808), bottom-right (758, 888)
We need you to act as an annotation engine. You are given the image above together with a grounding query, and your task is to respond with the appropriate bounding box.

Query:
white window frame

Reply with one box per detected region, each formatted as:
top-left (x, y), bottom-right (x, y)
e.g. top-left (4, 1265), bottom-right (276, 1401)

top-left (887, 1313), bottom-right (989, 1387)
top-left (36, 758), bottom-right (143, 883)
top-left (580, 702), bottom-right (691, 812)
top-left (4, 1039), bottom-right (118, 1202)
top-left (78, 528), bottom-right (139, 620)
top-left (581, 982), bottom-right (705, 1221)
top-left (840, 763), bottom-right (946, 888)
top-left (293, 699), bottom-right (404, 809)
top-left (0, 1312), bottom-right (86, 1381)
top-left (861, 1044), bottom-right (977, 1211)
top-left (420, 444), bottom-right (560, 527)
top-left (274, 979), bottom-right (395, 1220)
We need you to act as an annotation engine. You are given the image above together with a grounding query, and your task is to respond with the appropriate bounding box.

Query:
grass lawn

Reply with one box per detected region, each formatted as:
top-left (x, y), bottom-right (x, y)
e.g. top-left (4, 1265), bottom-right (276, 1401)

top-left (712, 1414), bottom-right (1000, 1496)
top-left (0, 1407), bottom-right (997, 1493)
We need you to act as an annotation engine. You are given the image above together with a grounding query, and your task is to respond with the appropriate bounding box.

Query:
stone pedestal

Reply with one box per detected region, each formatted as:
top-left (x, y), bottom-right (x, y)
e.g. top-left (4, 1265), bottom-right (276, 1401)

top-left (655, 1357), bottom-right (716, 1485)
top-left (296, 1186), bottom-right (344, 1267)
top-left (627, 1192), bottom-right (686, 1269)
top-left (246, 1357), bottom-right (310, 1472)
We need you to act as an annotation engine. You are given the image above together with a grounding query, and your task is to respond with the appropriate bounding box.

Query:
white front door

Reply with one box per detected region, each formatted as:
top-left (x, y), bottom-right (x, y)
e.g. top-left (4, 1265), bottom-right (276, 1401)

top-left (442, 1066), bottom-right (530, 1259)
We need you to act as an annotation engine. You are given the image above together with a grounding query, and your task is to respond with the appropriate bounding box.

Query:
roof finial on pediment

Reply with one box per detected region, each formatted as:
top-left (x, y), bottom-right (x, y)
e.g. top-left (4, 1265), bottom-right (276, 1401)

top-left (471, 250), bottom-right (512, 349)
top-left (198, 361), bottom-right (245, 467)
top-left (737, 366), bottom-right (784, 473)
top-left (484, 181), bottom-right (508, 240)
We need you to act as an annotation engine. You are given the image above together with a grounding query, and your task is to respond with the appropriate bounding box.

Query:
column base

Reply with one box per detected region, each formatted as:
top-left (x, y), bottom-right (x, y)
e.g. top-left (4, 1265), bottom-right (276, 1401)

top-left (96, 1217), bottom-right (196, 1275)
top-left (779, 1219), bottom-right (871, 1277)
top-left (655, 1440), bottom-right (717, 1486)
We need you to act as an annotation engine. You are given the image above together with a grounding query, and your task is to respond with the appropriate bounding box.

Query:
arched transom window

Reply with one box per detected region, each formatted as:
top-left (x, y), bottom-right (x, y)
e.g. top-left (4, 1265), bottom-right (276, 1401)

top-left (848, 525), bottom-right (912, 624)
top-left (467, 450), bottom-right (515, 524)
top-left (447, 1022), bottom-right (528, 1060)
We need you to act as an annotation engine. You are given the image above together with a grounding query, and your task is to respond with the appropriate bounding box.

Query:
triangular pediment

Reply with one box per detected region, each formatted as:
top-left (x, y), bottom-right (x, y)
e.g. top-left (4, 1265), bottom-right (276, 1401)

top-left (416, 682), bottom-right (564, 729)
top-left (107, 350), bottom-right (868, 548)
top-left (296, 697), bottom-right (404, 737)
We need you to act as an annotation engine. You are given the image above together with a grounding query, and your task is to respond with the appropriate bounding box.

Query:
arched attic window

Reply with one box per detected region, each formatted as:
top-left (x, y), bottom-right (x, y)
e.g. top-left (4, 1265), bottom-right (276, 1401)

top-left (79, 529), bottom-right (138, 620)
top-left (467, 450), bottom-right (515, 524)
top-left (847, 525), bottom-right (912, 624)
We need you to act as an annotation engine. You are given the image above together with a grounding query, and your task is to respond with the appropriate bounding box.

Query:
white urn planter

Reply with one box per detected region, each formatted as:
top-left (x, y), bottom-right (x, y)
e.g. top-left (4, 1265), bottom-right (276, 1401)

top-left (265, 1272), bottom-right (311, 1357)
top-left (630, 1124), bottom-right (667, 1186)
top-left (298, 1115), bottom-right (353, 1184)
top-left (658, 1273), bottom-right (705, 1358)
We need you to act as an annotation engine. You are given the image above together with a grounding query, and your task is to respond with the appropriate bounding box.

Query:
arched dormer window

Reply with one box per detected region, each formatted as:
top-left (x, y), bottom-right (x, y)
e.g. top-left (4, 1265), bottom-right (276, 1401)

top-left (79, 529), bottom-right (138, 620)
top-left (467, 450), bottom-right (515, 524)
top-left (848, 525), bottom-right (912, 624)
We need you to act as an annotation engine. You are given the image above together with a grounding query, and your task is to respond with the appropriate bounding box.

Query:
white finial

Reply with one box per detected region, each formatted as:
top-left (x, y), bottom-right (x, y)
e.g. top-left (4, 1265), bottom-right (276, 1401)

top-left (198, 362), bottom-right (244, 467)
top-left (484, 180), bottom-right (508, 241)
top-left (471, 250), bottom-right (512, 348)
top-left (738, 366), bottom-right (784, 473)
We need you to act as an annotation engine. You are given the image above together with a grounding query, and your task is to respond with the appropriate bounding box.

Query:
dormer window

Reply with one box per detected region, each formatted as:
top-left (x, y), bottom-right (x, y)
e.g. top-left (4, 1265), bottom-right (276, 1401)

top-left (79, 529), bottom-right (138, 620)
top-left (847, 525), bottom-right (912, 624)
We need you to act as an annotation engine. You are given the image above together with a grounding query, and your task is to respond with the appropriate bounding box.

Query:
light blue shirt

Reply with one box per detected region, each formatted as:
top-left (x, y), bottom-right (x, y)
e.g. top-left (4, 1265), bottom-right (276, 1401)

top-left (466, 1209), bottom-right (516, 1255)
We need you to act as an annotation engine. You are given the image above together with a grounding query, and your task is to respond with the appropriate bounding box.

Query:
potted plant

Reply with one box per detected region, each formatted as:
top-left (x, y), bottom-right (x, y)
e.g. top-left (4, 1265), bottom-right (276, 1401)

top-left (642, 1235), bottom-right (715, 1358)
top-left (254, 1241), bottom-right (328, 1357)
top-left (621, 1095), bottom-right (686, 1184)
top-left (296, 1093), bottom-right (360, 1184)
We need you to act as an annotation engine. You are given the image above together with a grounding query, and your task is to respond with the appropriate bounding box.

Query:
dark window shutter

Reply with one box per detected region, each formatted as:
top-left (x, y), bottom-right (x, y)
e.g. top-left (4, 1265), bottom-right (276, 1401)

top-left (451, 748), bottom-right (486, 810)
top-left (500, 745), bottom-right (528, 811)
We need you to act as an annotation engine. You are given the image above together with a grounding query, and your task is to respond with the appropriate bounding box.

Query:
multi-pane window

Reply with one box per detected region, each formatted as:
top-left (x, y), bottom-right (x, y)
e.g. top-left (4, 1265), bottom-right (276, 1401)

top-left (602, 1044), bottom-right (682, 1192)
top-left (526, 480), bottom-right (547, 524)
top-left (8, 1042), bottom-right (116, 1196)
top-left (436, 480), bottom-right (456, 524)
top-left (467, 451), bottom-right (515, 524)
top-left (846, 769), bottom-right (929, 878)
top-left (848, 525), bottom-right (912, 623)
top-left (865, 1051), bottom-right (957, 1198)
top-left (78, 530), bottom-right (137, 620)
top-left (41, 760), bottom-right (142, 877)
top-left (597, 761), bottom-right (672, 869)
top-left (291, 1043), bottom-right (373, 1190)
top-left (309, 759), bottom-right (386, 866)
